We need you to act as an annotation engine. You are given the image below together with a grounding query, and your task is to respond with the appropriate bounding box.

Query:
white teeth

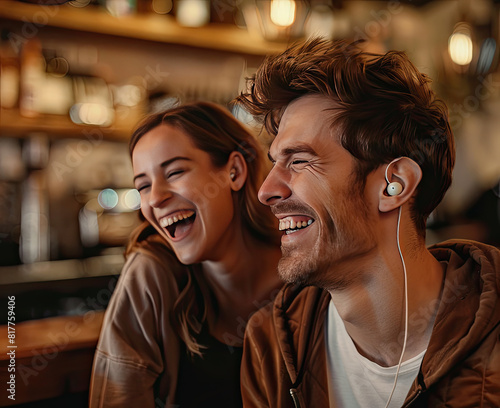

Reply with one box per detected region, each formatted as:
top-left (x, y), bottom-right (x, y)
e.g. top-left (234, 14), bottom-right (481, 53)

top-left (160, 210), bottom-right (195, 228)
top-left (278, 217), bottom-right (314, 231)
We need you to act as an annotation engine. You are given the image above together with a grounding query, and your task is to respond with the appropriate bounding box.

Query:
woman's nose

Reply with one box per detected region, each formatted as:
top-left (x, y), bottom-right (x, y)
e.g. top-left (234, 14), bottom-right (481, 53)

top-left (149, 180), bottom-right (172, 208)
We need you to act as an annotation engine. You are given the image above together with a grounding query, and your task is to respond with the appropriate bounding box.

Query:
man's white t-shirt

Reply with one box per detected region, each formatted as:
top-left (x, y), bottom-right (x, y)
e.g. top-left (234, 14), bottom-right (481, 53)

top-left (325, 299), bottom-right (425, 408)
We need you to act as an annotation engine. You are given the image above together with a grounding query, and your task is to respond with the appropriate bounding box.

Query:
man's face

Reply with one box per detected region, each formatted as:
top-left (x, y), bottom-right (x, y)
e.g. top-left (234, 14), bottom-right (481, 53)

top-left (258, 95), bottom-right (378, 288)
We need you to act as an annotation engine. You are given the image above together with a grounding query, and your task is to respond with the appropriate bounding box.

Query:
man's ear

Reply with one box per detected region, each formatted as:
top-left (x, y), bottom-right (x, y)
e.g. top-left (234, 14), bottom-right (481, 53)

top-left (227, 151), bottom-right (248, 192)
top-left (379, 157), bottom-right (422, 213)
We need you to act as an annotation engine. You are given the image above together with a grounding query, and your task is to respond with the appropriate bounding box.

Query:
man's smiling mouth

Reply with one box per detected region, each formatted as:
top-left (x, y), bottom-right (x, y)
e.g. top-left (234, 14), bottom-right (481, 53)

top-left (159, 210), bottom-right (196, 238)
top-left (279, 216), bottom-right (314, 235)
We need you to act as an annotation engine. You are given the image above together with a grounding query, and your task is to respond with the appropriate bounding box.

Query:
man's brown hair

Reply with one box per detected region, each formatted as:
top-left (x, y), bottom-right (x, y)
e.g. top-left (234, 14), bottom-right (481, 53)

top-left (236, 38), bottom-right (455, 235)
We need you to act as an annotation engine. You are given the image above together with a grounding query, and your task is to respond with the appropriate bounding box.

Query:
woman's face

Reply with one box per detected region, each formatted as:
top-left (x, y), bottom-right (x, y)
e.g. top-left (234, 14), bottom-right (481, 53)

top-left (132, 124), bottom-right (237, 264)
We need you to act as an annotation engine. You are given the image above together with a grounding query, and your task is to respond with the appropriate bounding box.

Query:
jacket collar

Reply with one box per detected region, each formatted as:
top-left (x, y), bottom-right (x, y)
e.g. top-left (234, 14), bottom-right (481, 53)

top-left (273, 283), bottom-right (330, 404)
top-left (417, 239), bottom-right (500, 389)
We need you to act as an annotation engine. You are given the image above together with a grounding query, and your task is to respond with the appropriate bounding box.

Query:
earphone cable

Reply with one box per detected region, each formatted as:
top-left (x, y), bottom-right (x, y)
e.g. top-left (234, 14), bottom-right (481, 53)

top-left (384, 205), bottom-right (408, 408)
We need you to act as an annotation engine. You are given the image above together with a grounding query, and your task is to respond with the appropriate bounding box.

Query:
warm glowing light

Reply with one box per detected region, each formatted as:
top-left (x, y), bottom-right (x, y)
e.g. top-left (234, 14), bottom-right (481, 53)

top-left (176, 0), bottom-right (210, 27)
top-left (270, 0), bottom-right (296, 27)
top-left (70, 103), bottom-right (114, 126)
top-left (105, 0), bottom-right (133, 16)
top-left (114, 85), bottom-right (142, 107)
top-left (124, 189), bottom-right (141, 210)
top-left (449, 32), bottom-right (473, 66)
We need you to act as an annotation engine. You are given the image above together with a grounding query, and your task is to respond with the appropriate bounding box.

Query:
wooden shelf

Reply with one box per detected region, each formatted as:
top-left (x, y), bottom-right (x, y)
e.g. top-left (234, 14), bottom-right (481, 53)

top-left (0, 312), bottom-right (104, 405)
top-left (0, 0), bottom-right (288, 56)
top-left (0, 0), bottom-right (287, 139)
top-left (0, 108), bottom-right (133, 141)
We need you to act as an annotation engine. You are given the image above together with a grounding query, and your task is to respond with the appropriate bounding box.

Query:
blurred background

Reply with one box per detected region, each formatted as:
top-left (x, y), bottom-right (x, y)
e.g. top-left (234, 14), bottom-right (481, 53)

top-left (0, 0), bottom-right (499, 404)
top-left (1, 0), bottom-right (500, 318)
top-left (1, 0), bottom-right (500, 324)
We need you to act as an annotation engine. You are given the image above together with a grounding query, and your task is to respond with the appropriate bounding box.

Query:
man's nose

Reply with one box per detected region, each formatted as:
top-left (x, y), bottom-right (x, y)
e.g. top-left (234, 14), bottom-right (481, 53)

top-left (258, 166), bottom-right (292, 206)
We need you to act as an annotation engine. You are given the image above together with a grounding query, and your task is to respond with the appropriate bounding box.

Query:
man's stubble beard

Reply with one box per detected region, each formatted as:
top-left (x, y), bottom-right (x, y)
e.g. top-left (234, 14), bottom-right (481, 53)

top-left (277, 238), bottom-right (320, 286)
top-left (276, 195), bottom-right (375, 290)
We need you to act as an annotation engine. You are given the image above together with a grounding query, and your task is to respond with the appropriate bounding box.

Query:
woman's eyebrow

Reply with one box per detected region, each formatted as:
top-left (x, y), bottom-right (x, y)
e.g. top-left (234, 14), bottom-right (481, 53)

top-left (133, 156), bottom-right (191, 182)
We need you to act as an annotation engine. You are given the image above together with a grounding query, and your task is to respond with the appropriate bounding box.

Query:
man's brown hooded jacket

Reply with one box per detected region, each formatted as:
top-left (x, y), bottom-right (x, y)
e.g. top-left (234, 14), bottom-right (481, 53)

top-left (241, 240), bottom-right (500, 407)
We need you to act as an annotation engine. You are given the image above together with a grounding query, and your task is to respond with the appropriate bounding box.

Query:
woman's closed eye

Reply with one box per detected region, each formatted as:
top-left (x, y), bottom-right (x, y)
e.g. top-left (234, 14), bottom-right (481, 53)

top-left (166, 169), bottom-right (185, 179)
top-left (136, 183), bottom-right (150, 193)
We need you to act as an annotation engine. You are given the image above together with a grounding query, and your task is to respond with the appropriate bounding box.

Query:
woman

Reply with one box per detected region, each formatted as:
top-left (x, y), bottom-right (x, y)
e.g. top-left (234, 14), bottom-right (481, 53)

top-left (89, 101), bottom-right (282, 407)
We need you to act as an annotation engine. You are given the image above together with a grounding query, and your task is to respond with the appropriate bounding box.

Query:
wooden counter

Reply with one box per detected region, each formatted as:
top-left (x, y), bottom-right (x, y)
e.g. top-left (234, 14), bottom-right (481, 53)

top-left (0, 311), bottom-right (104, 406)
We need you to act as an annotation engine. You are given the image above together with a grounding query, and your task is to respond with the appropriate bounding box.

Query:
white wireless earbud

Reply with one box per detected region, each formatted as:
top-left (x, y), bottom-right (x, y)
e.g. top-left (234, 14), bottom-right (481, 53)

top-left (387, 182), bottom-right (403, 196)
top-left (385, 160), bottom-right (403, 196)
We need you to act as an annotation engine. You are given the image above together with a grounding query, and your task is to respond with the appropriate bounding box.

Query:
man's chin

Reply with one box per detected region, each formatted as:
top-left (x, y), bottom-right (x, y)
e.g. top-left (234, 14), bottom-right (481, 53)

top-left (277, 254), bottom-right (317, 285)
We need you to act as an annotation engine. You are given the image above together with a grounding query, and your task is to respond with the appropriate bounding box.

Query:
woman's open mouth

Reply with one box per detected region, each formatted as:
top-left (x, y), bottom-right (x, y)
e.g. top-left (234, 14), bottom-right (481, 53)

top-left (159, 210), bottom-right (196, 239)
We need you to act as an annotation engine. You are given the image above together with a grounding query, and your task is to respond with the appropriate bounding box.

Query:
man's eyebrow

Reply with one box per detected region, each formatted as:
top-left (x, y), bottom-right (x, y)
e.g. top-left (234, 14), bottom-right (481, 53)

top-left (268, 144), bottom-right (318, 163)
top-left (133, 156), bottom-right (191, 182)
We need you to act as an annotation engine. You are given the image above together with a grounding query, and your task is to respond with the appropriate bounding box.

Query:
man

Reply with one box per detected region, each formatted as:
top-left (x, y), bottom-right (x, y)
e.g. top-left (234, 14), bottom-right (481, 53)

top-left (235, 39), bottom-right (500, 407)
